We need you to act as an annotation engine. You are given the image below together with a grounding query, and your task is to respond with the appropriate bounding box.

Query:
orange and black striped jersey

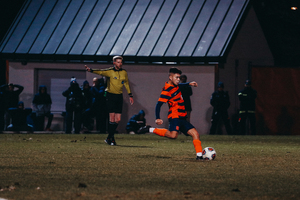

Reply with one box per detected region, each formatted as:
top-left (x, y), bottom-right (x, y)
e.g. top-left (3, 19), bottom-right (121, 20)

top-left (157, 82), bottom-right (187, 119)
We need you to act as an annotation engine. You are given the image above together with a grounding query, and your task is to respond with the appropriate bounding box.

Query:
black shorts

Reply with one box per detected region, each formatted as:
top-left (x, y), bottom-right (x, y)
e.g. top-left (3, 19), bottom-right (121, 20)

top-left (168, 118), bottom-right (195, 136)
top-left (106, 92), bottom-right (123, 114)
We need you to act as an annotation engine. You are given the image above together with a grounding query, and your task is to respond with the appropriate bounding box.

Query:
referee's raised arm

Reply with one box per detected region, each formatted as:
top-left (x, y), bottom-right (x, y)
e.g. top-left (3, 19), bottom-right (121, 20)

top-left (85, 65), bottom-right (91, 72)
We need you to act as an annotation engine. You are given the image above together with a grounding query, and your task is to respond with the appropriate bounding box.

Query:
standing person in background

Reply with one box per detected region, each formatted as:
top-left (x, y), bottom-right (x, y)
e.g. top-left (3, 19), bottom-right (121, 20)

top-left (138, 67), bottom-right (204, 160)
top-left (62, 77), bottom-right (84, 134)
top-left (0, 83), bottom-right (24, 130)
top-left (81, 80), bottom-right (93, 132)
top-left (209, 82), bottom-right (232, 135)
top-left (238, 80), bottom-right (257, 135)
top-left (90, 77), bottom-right (108, 133)
top-left (0, 90), bottom-right (5, 132)
top-left (179, 75), bottom-right (193, 122)
top-left (85, 56), bottom-right (134, 145)
top-left (32, 85), bottom-right (53, 131)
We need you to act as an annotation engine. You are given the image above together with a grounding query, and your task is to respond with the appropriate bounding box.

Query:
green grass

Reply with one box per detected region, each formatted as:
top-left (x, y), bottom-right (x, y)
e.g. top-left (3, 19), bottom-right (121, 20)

top-left (0, 134), bottom-right (299, 200)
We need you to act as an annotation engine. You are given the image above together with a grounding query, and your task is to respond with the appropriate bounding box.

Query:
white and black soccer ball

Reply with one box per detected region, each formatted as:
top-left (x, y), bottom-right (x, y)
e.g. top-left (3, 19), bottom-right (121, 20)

top-left (202, 147), bottom-right (216, 160)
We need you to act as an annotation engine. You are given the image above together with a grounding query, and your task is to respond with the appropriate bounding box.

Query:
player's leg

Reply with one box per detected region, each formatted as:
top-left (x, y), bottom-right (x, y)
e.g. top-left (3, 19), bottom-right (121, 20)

top-left (163, 130), bottom-right (179, 139)
top-left (180, 118), bottom-right (203, 160)
top-left (186, 128), bottom-right (203, 160)
top-left (138, 118), bottom-right (179, 138)
top-left (145, 127), bottom-right (178, 138)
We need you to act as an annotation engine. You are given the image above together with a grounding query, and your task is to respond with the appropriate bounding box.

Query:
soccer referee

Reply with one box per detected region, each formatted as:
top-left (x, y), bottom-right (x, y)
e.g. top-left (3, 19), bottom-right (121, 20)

top-left (85, 56), bottom-right (134, 145)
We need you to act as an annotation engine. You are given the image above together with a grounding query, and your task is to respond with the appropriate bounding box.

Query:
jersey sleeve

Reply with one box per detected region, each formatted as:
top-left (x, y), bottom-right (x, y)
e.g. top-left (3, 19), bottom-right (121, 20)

top-left (155, 101), bottom-right (164, 119)
top-left (123, 71), bottom-right (132, 96)
top-left (91, 67), bottom-right (113, 77)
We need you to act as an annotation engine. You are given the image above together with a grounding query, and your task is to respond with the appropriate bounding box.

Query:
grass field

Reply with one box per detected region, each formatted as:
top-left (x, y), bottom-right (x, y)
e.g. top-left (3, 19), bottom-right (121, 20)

top-left (0, 133), bottom-right (299, 200)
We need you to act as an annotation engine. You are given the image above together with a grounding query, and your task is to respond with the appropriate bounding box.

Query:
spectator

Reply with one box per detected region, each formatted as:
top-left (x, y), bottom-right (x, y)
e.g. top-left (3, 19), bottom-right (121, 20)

top-left (179, 75), bottom-right (193, 122)
top-left (81, 80), bottom-right (93, 132)
top-left (0, 83), bottom-right (24, 130)
top-left (7, 101), bottom-right (33, 132)
top-left (0, 90), bottom-right (5, 132)
top-left (209, 82), bottom-right (232, 135)
top-left (238, 80), bottom-right (257, 135)
top-left (62, 77), bottom-right (84, 134)
top-left (32, 85), bottom-right (53, 131)
top-left (90, 77), bottom-right (108, 133)
top-left (126, 110), bottom-right (146, 134)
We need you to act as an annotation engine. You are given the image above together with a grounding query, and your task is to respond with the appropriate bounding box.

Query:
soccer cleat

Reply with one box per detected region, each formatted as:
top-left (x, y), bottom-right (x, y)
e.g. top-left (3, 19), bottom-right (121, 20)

top-left (196, 156), bottom-right (204, 161)
top-left (104, 138), bottom-right (112, 145)
top-left (137, 125), bottom-right (151, 134)
top-left (111, 138), bottom-right (117, 146)
top-left (105, 138), bottom-right (116, 146)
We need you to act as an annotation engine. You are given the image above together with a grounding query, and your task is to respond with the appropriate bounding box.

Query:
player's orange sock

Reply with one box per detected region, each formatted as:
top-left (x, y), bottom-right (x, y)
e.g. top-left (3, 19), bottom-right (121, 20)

top-left (153, 128), bottom-right (167, 137)
top-left (193, 139), bottom-right (203, 155)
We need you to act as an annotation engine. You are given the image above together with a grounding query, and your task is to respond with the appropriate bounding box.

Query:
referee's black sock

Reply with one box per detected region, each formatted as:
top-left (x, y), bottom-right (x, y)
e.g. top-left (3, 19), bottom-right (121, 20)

top-left (108, 122), bottom-right (118, 139)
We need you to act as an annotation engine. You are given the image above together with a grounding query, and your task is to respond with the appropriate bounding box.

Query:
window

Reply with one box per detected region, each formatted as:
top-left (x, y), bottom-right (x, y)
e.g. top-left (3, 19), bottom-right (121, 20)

top-left (36, 69), bottom-right (86, 112)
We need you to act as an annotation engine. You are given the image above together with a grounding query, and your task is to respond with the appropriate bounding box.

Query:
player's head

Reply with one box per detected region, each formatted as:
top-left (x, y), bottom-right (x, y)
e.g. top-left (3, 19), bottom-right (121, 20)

top-left (113, 56), bottom-right (123, 70)
top-left (169, 67), bottom-right (182, 86)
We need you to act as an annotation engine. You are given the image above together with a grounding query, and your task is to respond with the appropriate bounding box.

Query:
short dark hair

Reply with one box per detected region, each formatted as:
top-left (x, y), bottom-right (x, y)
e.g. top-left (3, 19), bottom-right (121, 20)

top-left (169, 67), bottom-right (182, 75)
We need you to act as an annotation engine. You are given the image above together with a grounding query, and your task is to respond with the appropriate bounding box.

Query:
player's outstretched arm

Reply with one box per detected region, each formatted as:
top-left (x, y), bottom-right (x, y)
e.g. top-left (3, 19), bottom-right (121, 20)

top-left (189, 81), bottom-right (198, 87)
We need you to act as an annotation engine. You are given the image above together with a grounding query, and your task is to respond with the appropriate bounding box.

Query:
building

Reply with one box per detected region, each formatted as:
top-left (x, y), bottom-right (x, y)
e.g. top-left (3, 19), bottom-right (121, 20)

top-left (0, 0), bottom-right (274, 133)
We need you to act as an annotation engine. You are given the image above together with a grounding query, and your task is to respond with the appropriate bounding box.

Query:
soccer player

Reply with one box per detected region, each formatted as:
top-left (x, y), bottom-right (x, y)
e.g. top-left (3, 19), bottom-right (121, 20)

top-left (138, 67), bottom-right (204, 160)
top-left (85, 56), bottom-right (134, 145)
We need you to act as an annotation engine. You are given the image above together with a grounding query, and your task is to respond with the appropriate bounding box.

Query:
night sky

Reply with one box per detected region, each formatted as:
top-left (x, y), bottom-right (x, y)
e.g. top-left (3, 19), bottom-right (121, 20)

top-left (0, 0), bottom-right (26, 41)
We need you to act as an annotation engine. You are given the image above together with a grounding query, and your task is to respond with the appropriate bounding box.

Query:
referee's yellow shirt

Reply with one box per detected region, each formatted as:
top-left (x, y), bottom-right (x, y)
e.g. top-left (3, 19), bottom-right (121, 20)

top-left (91, 67), bottom-right (131, 95)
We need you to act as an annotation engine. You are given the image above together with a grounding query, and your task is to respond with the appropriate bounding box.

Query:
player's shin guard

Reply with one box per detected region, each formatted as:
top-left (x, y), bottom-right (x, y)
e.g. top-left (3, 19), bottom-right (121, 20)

top-left (153, 128), bottom-right (167, 137)
top-left (193, 139), bottom-right (203, 156)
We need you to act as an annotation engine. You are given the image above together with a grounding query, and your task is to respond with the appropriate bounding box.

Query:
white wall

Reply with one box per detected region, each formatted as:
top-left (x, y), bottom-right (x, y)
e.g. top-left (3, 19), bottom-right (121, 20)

top-left (9, 62), bottom-right (215, 134)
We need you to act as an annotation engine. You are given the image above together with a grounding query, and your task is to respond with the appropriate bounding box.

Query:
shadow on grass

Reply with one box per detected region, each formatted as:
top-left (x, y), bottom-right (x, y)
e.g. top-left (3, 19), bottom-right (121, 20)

top-left (117, 145), bottom-right (153, 148)
top-left (136, 155), bottom-right (172, 159)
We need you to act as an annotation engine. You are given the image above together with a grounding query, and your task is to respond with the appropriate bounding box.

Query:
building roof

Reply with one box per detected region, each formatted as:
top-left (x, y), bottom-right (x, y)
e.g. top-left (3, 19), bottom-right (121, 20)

top-left (0, 0), bottom-right (250, 64)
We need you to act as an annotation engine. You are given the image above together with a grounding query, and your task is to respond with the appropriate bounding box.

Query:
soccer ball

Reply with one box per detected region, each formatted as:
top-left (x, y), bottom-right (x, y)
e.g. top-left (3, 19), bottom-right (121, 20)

top-left (202, 147), bottom-right (216, 160)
